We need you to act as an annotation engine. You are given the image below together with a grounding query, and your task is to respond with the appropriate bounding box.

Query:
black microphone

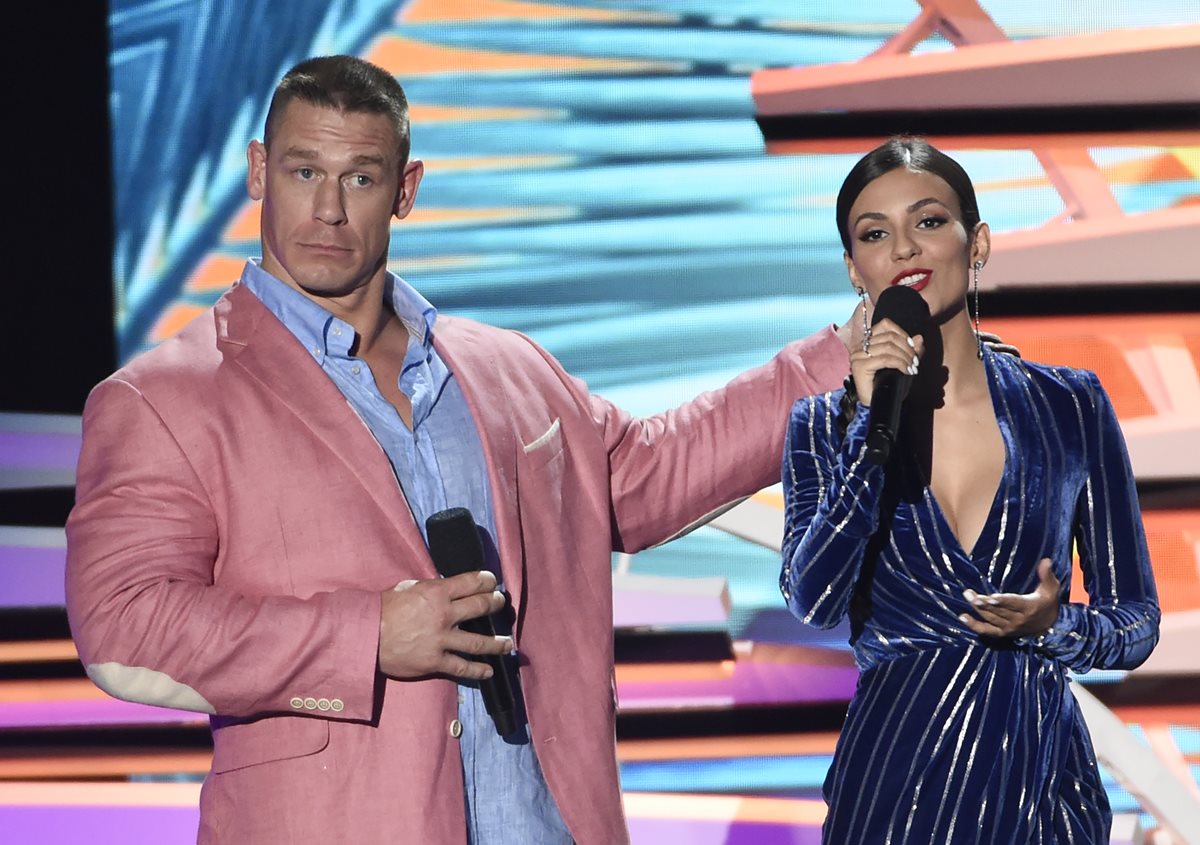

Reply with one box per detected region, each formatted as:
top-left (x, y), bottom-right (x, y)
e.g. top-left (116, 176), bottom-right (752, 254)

top-left (865, 285), bottom-right (931, 465)
top-left (425, 507), bottom-right (518, 737)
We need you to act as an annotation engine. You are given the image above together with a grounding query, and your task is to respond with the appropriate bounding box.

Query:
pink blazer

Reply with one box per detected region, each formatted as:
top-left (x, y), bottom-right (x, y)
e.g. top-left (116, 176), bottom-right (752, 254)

top-left (66, 284), bottom-right (849, 844)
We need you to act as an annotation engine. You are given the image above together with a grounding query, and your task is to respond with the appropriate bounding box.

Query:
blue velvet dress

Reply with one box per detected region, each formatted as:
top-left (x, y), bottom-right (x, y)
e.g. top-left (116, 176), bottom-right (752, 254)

top-left (780, 348), bottom-right (1160, 844)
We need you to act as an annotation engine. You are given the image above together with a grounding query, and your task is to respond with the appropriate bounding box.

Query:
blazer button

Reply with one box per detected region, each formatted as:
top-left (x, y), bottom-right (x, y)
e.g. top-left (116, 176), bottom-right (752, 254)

top-left (330, 699), bottom-right (344, 712)
top-left (449, 719), bottom-right (463, 739)
top-left (304, 697), bottom-right (318, 711)
top-left (316, 698), bottom-right (332, 711)
top-left (290, 697), bottom-right (304, 710)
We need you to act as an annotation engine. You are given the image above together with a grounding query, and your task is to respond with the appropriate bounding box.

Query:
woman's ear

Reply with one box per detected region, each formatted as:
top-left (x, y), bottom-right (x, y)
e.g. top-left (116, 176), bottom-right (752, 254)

top-left (843, 251), bottom-right (863, 293)
top-left (970, 221), bottom-right (991, 269)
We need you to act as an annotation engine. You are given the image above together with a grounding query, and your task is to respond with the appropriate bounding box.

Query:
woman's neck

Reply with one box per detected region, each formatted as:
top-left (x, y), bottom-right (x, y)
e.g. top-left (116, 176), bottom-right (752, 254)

top-left (936, 312), bottom-right (989, 408)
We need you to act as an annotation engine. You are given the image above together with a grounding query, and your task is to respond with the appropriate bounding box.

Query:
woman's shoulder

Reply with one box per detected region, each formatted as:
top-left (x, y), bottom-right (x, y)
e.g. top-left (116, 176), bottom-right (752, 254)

top-left (989, 349), bottom-right (1104, 396)
top-left (989, 350), bottom-right (1113, 427)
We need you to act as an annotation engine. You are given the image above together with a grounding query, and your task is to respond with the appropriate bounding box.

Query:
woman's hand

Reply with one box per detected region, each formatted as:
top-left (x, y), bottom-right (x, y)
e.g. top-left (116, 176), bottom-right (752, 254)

top-left (959, 558), bottom-right (1061, 639)
top-left (849, 318), bottom-right (923, 405)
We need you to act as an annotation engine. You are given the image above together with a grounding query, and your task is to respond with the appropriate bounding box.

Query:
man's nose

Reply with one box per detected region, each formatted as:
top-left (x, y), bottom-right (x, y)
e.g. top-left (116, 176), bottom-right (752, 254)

top-left (313, 179), bottom-right (347, 225)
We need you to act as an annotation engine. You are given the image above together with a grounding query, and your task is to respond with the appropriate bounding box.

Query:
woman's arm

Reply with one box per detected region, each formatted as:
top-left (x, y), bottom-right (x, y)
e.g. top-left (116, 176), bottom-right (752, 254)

top-left (780, 394), bottom-right (886, 628)
top-left (960, 371), bottom-right (1161, 669)
top-left (1037, 371), bottom-right (1161, 672)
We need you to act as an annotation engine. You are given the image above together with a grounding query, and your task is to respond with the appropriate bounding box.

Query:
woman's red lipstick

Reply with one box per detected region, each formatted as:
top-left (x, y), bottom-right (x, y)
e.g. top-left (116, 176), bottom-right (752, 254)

top-left (890, 268), bottom-right (931, 292)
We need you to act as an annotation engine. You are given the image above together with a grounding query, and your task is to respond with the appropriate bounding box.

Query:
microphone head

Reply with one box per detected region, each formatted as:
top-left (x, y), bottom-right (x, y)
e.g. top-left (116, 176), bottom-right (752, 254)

top-left (425, 507), bottom-right (485, 576)
top-left (870, 284), bottom-right (931, 337)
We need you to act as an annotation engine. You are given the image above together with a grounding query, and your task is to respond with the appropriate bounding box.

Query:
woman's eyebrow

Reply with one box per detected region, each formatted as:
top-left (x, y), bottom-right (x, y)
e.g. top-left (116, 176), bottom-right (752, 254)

top-left (907, 197), bottom-right (946, 213)
top-left (853, 197), bottom-right (948, 228)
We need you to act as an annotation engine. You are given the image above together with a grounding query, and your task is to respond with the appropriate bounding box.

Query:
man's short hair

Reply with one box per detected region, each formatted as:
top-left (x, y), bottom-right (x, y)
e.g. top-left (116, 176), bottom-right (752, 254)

top-left (264, 55), bottom-right (410, 163)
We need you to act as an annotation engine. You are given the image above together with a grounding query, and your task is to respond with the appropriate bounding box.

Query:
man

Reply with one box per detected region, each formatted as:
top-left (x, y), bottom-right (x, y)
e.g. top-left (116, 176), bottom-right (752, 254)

top-left (66, 56), bottom-right (851, 844)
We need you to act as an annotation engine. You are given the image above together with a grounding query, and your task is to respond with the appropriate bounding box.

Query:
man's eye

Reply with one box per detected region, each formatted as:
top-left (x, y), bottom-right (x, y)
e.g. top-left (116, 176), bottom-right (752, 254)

top-left (296, 168), bottom-right (315, 179)
top-left (352, 175), bottom-right (373, 187)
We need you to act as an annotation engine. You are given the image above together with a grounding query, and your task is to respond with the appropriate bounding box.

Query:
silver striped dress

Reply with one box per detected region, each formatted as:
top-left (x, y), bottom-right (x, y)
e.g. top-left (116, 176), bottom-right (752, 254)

top-left (781, 348), bottom-right (1160, 844)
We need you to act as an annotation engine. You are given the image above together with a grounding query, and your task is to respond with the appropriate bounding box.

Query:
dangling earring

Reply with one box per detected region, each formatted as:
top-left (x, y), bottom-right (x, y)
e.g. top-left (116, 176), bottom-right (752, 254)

top-left (972, 261), bottom-right (983, 359)
top-left (857, 286), bottom-right (870, 354)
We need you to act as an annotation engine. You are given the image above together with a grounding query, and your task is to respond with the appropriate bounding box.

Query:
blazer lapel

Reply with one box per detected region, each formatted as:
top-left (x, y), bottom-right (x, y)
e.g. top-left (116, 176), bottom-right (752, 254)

top-left (433, 318), bottom-right (526, 632)
top-left (215, 286), bottom-right (429, 568)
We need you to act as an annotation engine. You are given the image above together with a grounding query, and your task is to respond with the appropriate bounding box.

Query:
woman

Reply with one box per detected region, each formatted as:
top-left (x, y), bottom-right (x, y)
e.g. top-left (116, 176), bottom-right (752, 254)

top-left (780, 137), bottom-right (1159, 844)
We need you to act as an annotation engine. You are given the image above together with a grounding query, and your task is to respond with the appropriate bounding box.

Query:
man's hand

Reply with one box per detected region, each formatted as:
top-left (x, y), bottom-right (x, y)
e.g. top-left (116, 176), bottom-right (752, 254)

top-left (378, 571), bottom-right (513, 681)
top-left (959, 558), bottom-right (1061, 639)
top-left (979, 330), bottom-right (1021, 358)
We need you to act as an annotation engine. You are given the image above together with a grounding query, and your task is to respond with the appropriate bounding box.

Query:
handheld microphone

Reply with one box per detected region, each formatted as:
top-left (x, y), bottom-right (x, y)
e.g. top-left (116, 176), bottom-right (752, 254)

top-left (865, 285), bottom-right (930, 465)
top-left (425, 507), bottom-right (518, 737)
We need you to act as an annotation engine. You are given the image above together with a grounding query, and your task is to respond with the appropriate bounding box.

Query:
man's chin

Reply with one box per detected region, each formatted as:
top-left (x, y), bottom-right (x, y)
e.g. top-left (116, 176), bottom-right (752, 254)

top-left (297, 281), bottom-right (348, 296)
top-left (271, 254), bottom-right (386, 301)
top-left (291, 274), bottom-right (369, 300)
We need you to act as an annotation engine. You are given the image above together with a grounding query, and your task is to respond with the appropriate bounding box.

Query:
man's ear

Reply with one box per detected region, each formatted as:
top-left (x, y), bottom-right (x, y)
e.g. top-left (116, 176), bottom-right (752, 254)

top-left (247, 141), bottom-right (267, 201)
top-left (393, 159), bottom-right (424, 219)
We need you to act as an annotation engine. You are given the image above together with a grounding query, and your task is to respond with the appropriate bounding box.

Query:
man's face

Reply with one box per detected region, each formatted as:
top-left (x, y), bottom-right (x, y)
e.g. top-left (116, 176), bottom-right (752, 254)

top-left (246, 100), bottom-right (422, 300)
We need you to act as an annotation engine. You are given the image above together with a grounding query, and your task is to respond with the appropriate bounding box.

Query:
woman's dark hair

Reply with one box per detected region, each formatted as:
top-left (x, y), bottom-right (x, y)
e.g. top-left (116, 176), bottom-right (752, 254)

top-left (835, 137), bottom-right (981, 253)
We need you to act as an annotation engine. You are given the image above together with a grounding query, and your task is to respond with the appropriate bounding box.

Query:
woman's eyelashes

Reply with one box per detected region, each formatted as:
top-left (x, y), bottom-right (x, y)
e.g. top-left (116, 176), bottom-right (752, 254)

top-left (856, 214), bottom-right (951, 243)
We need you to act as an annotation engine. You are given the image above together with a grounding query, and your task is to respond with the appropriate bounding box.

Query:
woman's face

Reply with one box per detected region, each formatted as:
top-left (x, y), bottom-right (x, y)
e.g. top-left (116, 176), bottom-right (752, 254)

top-left (843, 166), bottom-right (988, 321)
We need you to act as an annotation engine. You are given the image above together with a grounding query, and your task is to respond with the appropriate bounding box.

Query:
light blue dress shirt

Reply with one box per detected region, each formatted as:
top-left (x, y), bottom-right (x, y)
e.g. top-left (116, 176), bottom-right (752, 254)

top-left (240, 261), bottom-right (572, 844)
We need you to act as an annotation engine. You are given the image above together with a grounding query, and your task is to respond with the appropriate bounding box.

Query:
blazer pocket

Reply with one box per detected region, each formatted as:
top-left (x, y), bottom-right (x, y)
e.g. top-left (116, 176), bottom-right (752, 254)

top-left (210, 714), bottom-right (330, 774)
top-left (521, 418), bottom-right (563, 467)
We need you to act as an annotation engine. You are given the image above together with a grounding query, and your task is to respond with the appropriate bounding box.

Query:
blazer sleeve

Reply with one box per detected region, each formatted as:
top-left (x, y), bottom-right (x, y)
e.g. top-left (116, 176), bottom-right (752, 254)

top-left (587, 325), bottom-right (850, 553)
top-left (779, 394), bottom-right (887, 628)
top-left (1033, 371), bottom-right (1161, 672)
top-left (66, 377), bottom-right (383, 721)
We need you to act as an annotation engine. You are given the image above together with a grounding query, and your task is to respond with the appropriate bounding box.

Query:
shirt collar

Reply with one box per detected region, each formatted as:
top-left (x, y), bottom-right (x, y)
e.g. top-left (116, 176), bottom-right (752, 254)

top-left (383, 273), bottom-right (438, 352)
top-left (238, 260), bottom-right (438, 362)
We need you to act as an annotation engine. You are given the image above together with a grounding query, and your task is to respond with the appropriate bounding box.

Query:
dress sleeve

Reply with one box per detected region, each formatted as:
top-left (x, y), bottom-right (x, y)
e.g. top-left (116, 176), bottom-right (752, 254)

top-left (1034, 371), bottom-right (1160, 672)
top-left (780, 394), bottom-right (886, 629)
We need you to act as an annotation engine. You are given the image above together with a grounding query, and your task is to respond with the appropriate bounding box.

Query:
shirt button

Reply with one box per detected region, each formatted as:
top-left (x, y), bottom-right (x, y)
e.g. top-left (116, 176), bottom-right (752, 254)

top-left (332, 326), bottom-right (342, 336)
top-left (449, 719), bottom-right (463, 739)
top-left (351, 365), bottom-right (361, 375)
top-left (304, 697), bottom-right (318, 711)
top-left (311, 347), bottom-right (321, 356)
top-left (290, 697), bottom-right (304, 710)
